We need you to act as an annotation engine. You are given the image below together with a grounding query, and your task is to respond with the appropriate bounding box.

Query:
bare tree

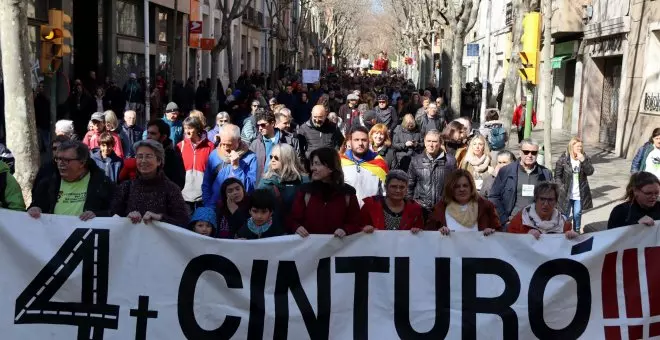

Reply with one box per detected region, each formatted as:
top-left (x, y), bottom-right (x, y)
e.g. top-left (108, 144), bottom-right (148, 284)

top-left (0, 0), bottom-right (39, 203)
top-left (283, 0), bottom-right (312, 71)
top-left (209, 0), bottom-right (254, 115)
top-left (264, 0), bottom-right (293, 86)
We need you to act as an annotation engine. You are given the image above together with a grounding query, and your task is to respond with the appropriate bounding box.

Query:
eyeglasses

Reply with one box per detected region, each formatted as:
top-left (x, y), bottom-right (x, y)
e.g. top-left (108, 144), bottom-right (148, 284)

top-left (522, 150), bottom-right (538, 156)
top-left (270, 155), bottom-right (280, 161)
top-left (257, 123), bottom-right (270, 128)
top-left (640, 190), bottom-right (660, 197)
top-left (218, 119), bottom-right (228, 123)
top-left (54, 156), bottom-right (79, 164)
top-left (252, 105), bottom-right (259, 108)
top-left (136, 154), bottom-right (156, 161)
top-left (537, 197), bottom-right (556, 204)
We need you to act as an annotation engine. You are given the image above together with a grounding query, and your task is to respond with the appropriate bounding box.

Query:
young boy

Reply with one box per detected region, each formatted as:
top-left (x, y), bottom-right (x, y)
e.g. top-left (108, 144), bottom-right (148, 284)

top-left (189, 207), bottom-right (217, 237)
top-left (236, 189), bottom-right (283, 239)
top-left (83, 112), bottom-right (124, 158)
top-left (91, 132), bottom-right (124, 183)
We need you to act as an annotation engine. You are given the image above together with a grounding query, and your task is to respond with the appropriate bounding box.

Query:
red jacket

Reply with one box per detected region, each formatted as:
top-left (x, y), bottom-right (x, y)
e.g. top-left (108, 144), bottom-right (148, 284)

top-left (373, 58), bottom-right (389, 71)
top-left (512, 104), bottom-right (537, 127)
top-left (83, 131), bottom-right (125, 158)
top-left (507, 210), bottom-right (572, 234)
top-left (360, 196), bottom-right (424, 230)
top-left (177, 137), bottom-right (214, 172)
top-left (118, 158), bottom-right (137, 182)
top-left (287, 183), bottom-right (362, 235)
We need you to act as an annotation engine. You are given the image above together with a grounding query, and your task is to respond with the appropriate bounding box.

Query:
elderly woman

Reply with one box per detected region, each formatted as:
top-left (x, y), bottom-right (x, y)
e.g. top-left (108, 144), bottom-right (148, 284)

top-left (110, 139), bottom-right (189, 227)
top-left (508, 182), bottom-right (577, 239)
top-left (460, 134), bottom-right (493, 194)
top-left (608, 171), bottom-right (660, 229)
top-left (426, 169), bottom-right (500, 235)
top-left (360, 170), bottom-right (424, 232)
top-left (370, 123), bottom-right (395, 169)
top-left (208, 112), bottom-right (230, 145)
top-left (258, 143), bottom-right (307, 213)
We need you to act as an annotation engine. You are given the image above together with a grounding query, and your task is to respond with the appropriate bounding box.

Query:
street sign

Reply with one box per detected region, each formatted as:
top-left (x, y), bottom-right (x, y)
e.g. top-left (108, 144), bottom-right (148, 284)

top-left (200, 38), bottom-right (215, 51)
top-left (189, 21), bottom-right (202, 34)
top-left (467, 44), bottom-right (479, 57)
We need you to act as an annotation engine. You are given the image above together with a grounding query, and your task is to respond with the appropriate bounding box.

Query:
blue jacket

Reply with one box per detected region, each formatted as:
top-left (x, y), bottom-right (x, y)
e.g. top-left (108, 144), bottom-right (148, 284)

top-left (90, 149), bottom-right (123, 183)
top-left (207, 124), bottom-right (223, 146)
top-left (201, 142), bottom-right (257, 207)
top-left (487, 162), bottom-right (553, 224)
top-left (631, 142), bottom-right (653, 173)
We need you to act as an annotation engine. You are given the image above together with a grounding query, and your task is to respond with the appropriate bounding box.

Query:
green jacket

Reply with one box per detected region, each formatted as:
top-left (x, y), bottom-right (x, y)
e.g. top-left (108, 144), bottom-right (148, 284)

top-left (0, 161), bottom-right (25, 211)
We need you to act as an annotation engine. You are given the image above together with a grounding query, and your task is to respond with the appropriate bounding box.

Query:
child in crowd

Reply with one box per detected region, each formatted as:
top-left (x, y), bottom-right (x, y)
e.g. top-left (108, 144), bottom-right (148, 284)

top-left (189, 207), bottom-right (217, 237)
top-left (217, 178), bottom-right (250, 238)
top-left (83, 112), bottom-right (124, 158)
top-left (236, 189), bottom-right (283, 239)
top-left (91, 132), bottom-right (123, 183)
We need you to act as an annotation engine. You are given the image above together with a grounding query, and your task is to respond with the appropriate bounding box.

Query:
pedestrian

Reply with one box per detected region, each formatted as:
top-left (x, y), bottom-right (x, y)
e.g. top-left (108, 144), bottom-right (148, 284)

top-left (392, 113), bottom-right (422, 172)
top-left (241, 101), bottom-right (262, 144)
top-left (161, 102), bottom-right (184, 145)
top-left (144, 119), bottom-right (186, 189)
top-left (426, 169), bottom-right (500, 235)
top-left (33, 135), bottom-right (70, 195)
top-left (554, 137), bottom-right (594, 233)
top-left (29, 141), bottom-right (115, 220)
top-left (287, 147), bottom-right (361, 237)
top-left (442, 120), bottom-right (468, 165)
top-left (608, 171), bottom-right (660, 229)
top-left (369, 123), bottom-right (395, 169)
top-left (82, 112), bottom-right (124, 158)
top-left (360, 170), bottom-right (424, 232)
top-left (508, 182), bottom-right (577, 240)
top-left (275, 108), bottom-right (296, 133)
top-left (189, 206), bottom-right (217, 238)
top-left (55, 119), bottom-right (78, 140)
top-left (258, 143), bottom-right (307, 221)
top-left (110, 139), bottom-right (189, 227)
top-left (0, 159), bottom-right (25, 211)
top-left (90, 132), bottom-right (123, 183)
top-left (488, 139), bottom-right (552, 225)
top-left (339, 94), bottom-right (361, 132)
top-left (479, 109), bottom-right (508, 156)
top-left (630, 128), bottom-right (660, 175)
top-left (460, 134), bottom-right (493, 195)
top-left (407, 130), bottom-right (457, 216)
top-left (250, 110), bottom-right (302, 184)
top-left (297, 105), bottom-right (345, 159)
top-left (202, 124), bottom-right (257, 207)
top-left (216, 178), bottom-right (250, 238)
top-left (178, 116), bottom-right (215, 212)
top-left (208, 112), bottom-right (231, 146)
top-left (119, 110), bottom-right (143, 158)
top-left (341, 126), bottom-right (389, 206)
top-left (416, 103), bottom-right (445, 138)
top-left (512, 96), bottom-right (537, 143)
top-left (481, 150), bottom-right (515, 198)
top-left (373, 94), bottom-right (398, 133)
top-left (235, 189), bottom-right (284, 239)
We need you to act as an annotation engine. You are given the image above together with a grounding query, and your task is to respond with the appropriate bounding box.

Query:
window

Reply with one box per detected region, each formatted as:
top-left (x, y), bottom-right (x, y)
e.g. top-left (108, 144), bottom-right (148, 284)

top-left (27, 0), bottom-right (48, 21)
top-left (117, 1), bottom-right (141, 37)
top-left (158, 11), bottom-right (168, 42)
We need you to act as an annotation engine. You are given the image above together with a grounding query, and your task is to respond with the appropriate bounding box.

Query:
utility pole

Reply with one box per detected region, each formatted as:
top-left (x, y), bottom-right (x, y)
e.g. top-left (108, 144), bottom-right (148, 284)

top-left (144, 0), bottom-right (151, 123)
top-left (480, 0), bottom-right (492, 125)
top-left (542, 0), bottom-right (553, 168)
top-left (168, 0), bottom-right (178, 102)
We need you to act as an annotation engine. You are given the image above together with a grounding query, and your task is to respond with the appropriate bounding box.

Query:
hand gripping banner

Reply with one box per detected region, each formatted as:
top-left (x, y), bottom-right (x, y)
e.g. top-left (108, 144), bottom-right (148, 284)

top-left (0, 209), bottom-right (659, 339)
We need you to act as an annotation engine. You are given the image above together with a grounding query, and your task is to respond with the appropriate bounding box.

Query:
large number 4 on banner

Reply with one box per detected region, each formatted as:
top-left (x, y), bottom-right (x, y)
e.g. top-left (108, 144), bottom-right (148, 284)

top-left (14, 228), bottom-right (120, 340)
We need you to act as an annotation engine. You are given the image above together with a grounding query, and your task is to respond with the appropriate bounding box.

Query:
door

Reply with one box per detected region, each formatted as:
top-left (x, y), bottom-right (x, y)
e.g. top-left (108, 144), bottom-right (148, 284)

top-left (599, 57), bottom-right (622, 147)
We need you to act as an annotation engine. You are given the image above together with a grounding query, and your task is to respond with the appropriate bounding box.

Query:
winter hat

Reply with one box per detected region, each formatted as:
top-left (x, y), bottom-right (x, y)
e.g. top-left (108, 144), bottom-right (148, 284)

top-left (165, 102), bottom-right (179, 112)
top-left (377, 94), bottom-right (388, 102)
top-left (189, 207), bottom-right (217, 231)
top-left (129, 73), bottom-right (137, 79)
top-left (347, 93), bottom-right (359, 101)
top-left (90, 112), bottom-right (105, 122)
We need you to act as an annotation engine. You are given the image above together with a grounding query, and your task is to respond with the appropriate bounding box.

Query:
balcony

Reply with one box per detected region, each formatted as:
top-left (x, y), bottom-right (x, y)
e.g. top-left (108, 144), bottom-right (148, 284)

top-left (505, 3), bottom-right (513, 26)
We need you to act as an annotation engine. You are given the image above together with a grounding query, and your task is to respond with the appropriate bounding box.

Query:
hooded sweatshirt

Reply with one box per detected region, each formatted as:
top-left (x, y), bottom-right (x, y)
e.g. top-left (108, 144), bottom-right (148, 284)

top-left (201, 141), bottom-right (257, 207)
top-left (189, 206), bottom-right (218, 237)
top-left (178, 137), bottom-right (215, 203)
top-left (0, 160), bottom-right (25, 211)
top-left (340, 149), bottom-right (389, 206)
top-left (90, 149), bottom-right (124, 183)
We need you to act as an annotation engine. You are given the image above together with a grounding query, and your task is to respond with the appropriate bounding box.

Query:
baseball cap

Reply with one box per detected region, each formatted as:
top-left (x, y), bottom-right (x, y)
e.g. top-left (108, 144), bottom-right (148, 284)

top-left (165, 102), bottom-right (179, 112)
top-left (90, 112), bottom-right (105, 122)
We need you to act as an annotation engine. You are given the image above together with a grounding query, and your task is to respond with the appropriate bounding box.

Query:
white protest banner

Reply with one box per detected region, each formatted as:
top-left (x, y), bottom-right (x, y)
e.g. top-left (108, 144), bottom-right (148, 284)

top-left (1, 209), bottom-right (659, 339)
top-left (302, 69), bottom-right (320, 84)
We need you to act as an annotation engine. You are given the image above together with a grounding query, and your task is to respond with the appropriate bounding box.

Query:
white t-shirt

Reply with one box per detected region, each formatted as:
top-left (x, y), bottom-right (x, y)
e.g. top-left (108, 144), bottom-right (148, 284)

top-left (570, 158), bottom-right (581, 200)
top-left (646, 148), bottom-right (660, 179)
top-left (445, 208), bottom-right (478, 232)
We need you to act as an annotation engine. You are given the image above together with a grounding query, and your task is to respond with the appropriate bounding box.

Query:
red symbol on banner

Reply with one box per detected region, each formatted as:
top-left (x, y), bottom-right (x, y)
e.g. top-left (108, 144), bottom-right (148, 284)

top-left (601, 247), bottom-right (660, 339)
top-left (189, 21), bottom-right (202, 34)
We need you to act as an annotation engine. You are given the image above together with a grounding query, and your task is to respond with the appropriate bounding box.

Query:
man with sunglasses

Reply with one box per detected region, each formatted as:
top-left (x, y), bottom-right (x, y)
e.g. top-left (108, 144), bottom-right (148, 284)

top-left (240, 100), bottom-right (261, 144)
top-left (249, 110), bottom-right (302, 183)
top-left (488, 139), bottom-right (552, 226)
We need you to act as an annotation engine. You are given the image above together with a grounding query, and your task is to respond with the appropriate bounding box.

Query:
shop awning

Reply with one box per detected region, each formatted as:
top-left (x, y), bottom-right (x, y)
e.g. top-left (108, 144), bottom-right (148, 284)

top-left (551, 55), bottom-right (573, 69)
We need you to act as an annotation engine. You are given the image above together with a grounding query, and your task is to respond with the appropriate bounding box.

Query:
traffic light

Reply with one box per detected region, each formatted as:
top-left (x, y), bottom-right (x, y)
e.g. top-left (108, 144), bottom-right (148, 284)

top-left (39, 9), bottom-right (71, 75)
top-left (518, 12), bottom-right (541, 85)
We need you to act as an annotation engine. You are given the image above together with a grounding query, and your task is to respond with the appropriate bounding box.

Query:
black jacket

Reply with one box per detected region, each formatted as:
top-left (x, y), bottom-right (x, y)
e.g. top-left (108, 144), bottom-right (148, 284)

top-left (392, 125), bottom-right (422, 171)
top-left (249, 129), bottom-right (302, 183)
top-left (373, 106), bottom-right (398, 133)
top-left (554, 152), bottom-right (595, 215)
top-left (120, 122), bottom-right (144, 158)
top-left (416, 114), bottom-right (445, 138)
top-left (297, 119), bottom-right (345, 159)
top-left (407, 152), bottom-right (457, 210)
top-left (30, 161), bottom-right (115, 216)
top-left (376, 145), bottom-right (395, 170)
top-left (162, 138), bottom-right (186, 189)
top-left (608, 201), bottom-right (660, 229)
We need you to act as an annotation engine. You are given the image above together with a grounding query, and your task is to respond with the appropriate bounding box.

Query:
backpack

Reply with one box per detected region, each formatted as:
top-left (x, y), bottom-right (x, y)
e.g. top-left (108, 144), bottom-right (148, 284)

top-left (488, 125), bottom-right (506, 151)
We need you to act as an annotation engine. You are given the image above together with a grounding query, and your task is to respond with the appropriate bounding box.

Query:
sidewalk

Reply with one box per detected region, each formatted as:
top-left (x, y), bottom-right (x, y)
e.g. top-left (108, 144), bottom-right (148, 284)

top-left (507, 128), bottom-right (629, 232)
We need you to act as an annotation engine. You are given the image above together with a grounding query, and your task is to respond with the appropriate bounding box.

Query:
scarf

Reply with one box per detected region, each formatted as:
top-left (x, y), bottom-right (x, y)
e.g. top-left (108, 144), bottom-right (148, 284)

top-left (446, 201), bottom-right (479, 228)
top-left (247, 217), bottom-right (273, 236)
top-left (466, 153), bottom-right (491, 174)
top-left (521, 204), bottom-right (566, 234)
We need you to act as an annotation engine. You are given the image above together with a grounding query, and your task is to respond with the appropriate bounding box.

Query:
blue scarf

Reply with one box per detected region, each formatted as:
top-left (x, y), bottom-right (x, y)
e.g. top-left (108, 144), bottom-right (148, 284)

top-left (247, 217), bottom-right (273, 236)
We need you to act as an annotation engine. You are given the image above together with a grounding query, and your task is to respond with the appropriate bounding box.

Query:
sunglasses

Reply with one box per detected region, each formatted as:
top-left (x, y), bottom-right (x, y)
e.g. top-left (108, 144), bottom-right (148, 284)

top-left (252, 105), bottom-right (259, 108)
top-left (522, 150), bottom-right (538, 156)
top-left (257, 123), bottom-right (269, 128)
top-left (269, 155), bottom-right (279, 161)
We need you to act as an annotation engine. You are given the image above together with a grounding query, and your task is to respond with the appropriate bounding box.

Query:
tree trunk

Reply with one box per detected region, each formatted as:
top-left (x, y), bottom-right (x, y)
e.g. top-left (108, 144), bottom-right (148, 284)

top-left (0, 0), bottom-right (39, 204)
top-left (451, 29), bottom-right (466, 118)
top-left (227, 38), bottom-right (235, 88)
top-left (501, 0), bottom-right (525, 137)
top-left (542, 0), bottom-right (553, 167)
top-left (419, 44), bottom-right (432, 91)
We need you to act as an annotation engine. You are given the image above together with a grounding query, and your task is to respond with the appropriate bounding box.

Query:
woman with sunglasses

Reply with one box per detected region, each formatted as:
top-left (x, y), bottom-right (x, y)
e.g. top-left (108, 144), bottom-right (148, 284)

top-left (608, 171), bottom-right (660, 229)
top-left (508, 182), bottom-right (577, 240)
top-left (258, 144), bottom-right (308, 226)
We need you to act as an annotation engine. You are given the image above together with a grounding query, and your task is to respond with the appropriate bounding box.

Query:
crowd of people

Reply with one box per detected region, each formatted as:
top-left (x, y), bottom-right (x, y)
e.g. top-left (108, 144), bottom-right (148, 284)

top-left (2, 70), bottom-right (659, 241)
